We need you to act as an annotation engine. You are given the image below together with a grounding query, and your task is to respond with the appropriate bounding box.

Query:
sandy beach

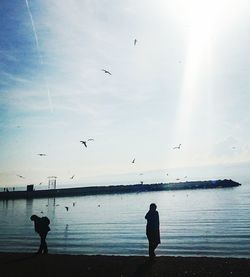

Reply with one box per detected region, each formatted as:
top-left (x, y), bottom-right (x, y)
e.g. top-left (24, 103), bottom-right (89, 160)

top-left (1, 253), bottom-right (249, 277)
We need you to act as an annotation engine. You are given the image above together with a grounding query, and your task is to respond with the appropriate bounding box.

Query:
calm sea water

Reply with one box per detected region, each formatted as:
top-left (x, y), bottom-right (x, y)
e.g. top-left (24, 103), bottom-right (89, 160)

top-left (0, 184), bottom-right (250, 257)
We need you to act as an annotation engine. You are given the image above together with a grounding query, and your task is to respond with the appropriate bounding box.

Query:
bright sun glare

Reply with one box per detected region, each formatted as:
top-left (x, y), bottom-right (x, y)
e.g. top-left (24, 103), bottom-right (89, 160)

top-left (168, 0), bottom-right (241, 164)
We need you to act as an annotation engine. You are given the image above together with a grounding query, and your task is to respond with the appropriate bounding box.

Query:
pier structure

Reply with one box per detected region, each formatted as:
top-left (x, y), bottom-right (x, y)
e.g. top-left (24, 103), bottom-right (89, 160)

top-left (0, 179), bottom-right (241, 200)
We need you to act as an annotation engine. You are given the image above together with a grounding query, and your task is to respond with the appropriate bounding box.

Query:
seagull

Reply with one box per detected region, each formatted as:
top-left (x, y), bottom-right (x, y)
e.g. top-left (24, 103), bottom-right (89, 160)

top-left (134, 39), bottom-right (137, 46)
top-left (132, 158), bottom-right (135, 164)
top-left (65, 206), bottom-right (69, 211)
top-left (17, 175), bottom-right (25, 179)
top-left (173, 144), bottom-right (181, 149)
top-left (37, 153), bottom-right (47, 156)
top-left (70, 175), bottom-right (75, 179)
top-left (80, 141), bottom-right (87, 147)
top-left (102, 69), bottom-right (112, 75)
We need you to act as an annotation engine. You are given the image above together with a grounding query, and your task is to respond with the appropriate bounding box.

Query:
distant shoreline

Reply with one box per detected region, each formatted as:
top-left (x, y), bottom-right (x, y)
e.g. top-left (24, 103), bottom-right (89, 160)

top-left (0, 179), bottom-right (241, 200)
top-left (1, 252), bottom-right (250, 277)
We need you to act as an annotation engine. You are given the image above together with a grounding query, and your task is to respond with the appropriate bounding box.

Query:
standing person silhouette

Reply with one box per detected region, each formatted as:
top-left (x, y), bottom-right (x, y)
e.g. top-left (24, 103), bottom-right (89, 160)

top-left (30, 215), bottom-right (50, 254)
top-left (145, 203), bottom-right (160, 259)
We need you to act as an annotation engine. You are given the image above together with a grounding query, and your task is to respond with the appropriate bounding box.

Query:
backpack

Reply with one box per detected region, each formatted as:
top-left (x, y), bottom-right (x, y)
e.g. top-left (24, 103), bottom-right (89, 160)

top-left (41, 217), bottom-right (51, 231)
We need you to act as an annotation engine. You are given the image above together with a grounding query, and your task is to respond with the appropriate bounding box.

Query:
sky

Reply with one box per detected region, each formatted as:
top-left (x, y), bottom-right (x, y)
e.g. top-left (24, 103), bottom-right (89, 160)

top-left (1, 0), bottom-right (250, 188)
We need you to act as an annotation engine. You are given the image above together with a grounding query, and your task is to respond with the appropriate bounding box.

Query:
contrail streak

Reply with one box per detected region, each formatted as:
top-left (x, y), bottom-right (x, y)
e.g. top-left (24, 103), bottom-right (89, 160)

top-left (25, 0), bottom-right (53, 112)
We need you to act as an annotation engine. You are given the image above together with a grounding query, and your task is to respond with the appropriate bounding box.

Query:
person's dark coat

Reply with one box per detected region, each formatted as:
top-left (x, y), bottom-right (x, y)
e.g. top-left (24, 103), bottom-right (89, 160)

top-left (145, 210), bottom-right (160, 244)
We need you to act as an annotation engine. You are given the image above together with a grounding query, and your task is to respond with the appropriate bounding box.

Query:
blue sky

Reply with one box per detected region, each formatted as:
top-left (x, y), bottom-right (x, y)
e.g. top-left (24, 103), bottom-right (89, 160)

top-left (1, 0), bottom-right (250, 188)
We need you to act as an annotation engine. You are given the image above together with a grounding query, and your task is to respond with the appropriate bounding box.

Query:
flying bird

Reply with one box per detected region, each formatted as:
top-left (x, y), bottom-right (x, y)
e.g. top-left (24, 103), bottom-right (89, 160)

top-left (17, 175), bottom-right (25, 179)
top-left (37, 153), bottom-right (47, 156)
top-left (65, 206), bottom-right (69, 211)
top-left (134, 39), bottom-right (137, 46)
top-left (80, 141), bottom-right (87, 148)
top-left (132, 158), bottom-right (135, 164)
top-left (173, 144), bottom-right (181, 149)
top-left (70, 175), bottom-right (75, 179)
top-left (102, 69), bottom-right (112, 75)
top-left (38, 182), bottom-right (42, 185)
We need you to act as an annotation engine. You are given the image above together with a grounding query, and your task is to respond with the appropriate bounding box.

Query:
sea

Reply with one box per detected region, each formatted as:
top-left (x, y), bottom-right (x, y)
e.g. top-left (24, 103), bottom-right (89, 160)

top-left (0, 183), bottom-right (250, 258)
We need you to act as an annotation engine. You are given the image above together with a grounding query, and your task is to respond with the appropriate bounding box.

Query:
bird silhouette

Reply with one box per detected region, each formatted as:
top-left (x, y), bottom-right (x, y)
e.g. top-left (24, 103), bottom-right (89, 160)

top-left (38, 182), bottom-right (42, 185)
top-left (72, 202), bottom-right (76, 207)
top-left (37, 153), bottom-right (47, 156)
top-left (102, 69), bottom-right (112, 75)
top-left (132, 158), bottom-right (135, 163)
top-left (88, 138), bottom-right (94, 141)
top-left (17, 175), bottom-right (25, 179)
top-left (65, 206), bottom-right (69, 211)
top-left (134, 39), bottom-right (137, 46)
top-left (70, 175), bottom-right (75, 179)
top-left (80, 141), bottom-right (87, 147)
top-left (173, 144), bottom-right (181, 149)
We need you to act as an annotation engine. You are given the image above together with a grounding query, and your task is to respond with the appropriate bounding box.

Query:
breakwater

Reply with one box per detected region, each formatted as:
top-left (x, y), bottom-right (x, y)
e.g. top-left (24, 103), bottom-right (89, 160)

top-left (0, 179), bottom-right (241, 200)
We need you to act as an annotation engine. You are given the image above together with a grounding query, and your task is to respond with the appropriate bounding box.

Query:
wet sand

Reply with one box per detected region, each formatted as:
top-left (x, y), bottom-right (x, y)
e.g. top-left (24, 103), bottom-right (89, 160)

top-left (1, 253), bottom-right (249, 277)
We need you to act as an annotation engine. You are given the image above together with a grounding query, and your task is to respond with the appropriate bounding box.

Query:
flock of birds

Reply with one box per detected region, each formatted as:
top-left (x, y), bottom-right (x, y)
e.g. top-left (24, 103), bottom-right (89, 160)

top-left (16, 139), bottom-right (183, 181)
top-left (38, 200), bottom-right (104, 215)
top-left (12, 35), bottom-right (238, 185)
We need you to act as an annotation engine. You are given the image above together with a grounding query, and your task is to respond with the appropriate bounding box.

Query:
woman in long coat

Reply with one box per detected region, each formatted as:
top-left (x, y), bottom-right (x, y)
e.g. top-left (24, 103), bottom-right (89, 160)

top-left (145, 203), bottom-right (160, 258)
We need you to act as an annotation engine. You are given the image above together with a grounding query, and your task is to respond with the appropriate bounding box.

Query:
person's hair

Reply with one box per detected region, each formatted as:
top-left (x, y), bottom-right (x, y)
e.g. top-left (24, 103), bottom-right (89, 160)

top-left (150, 203), bottom-right (157, 210)
top-left (30, 214), bottom-right (38, 221)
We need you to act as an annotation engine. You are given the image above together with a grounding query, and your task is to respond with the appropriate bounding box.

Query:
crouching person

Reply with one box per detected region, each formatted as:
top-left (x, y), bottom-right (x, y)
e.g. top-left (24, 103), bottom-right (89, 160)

top-left (30, 215), bottom-right (50, 254)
